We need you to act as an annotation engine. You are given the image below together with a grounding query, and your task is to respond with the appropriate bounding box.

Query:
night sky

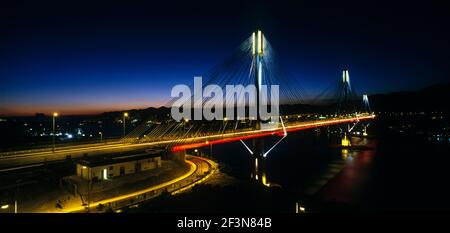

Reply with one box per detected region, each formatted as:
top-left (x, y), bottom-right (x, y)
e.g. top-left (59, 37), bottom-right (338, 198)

top-left (1, 1), bottom-right (449, 116)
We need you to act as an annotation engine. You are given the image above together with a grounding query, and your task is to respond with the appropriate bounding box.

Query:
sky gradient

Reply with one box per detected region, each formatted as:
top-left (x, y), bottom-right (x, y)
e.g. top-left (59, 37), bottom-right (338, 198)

top-left (1, 1), bottom-right (449, 116)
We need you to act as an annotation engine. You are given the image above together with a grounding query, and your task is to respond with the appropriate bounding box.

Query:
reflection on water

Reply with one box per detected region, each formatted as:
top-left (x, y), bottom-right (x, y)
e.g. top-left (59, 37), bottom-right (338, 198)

top-left (207, 126), bottom-right (450, 211)
top-left (213, 129), bottom-right (399, 208)
top-left (341, 149), bottom-right (351, 161)
top-left (317, 137), bottom-right (377, 205)
top-left (251, 157), bottom-right (270, 187)
top-left (249, 134), bottom-right (376, 205)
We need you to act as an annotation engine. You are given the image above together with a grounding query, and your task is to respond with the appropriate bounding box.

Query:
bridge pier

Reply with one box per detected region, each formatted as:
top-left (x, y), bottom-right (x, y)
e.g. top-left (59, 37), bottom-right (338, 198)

top-left (341, 133), bottom-right (351, 147)
top-left (250, 30), bottom-right (269, 187)
top-left (251, 155), bottom-right (268, 186)
top-left (251, 138), bottom-right (268, 185)
top-left (362, 126), bottom-right (368, 136)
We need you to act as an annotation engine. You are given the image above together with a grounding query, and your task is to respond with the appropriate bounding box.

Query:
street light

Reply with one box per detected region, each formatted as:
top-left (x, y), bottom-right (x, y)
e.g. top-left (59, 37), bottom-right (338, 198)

top-left (295, 202), bottom-right (306, 213)
top-left (123, 112), bottom-right (128, 138)
top-left (1, 202), bottom-right (17, 213)
top-left (222, 117), bottom-right (228, 133)
top-left (52, 112), bottom-right (58, 152)
top-left (183, 118), bottom-right (189, 131)
top-left (99, 132), bottom-right (103, 143)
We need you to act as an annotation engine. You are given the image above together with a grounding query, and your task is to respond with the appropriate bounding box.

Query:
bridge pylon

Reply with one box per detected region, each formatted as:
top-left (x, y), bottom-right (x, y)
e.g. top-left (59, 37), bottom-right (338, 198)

top-left (251, 30), bottom-right (267, 184)
top-left (337, 69), bottom-right (356, 115)
top-left (362, 94), bottom-right (371, 136)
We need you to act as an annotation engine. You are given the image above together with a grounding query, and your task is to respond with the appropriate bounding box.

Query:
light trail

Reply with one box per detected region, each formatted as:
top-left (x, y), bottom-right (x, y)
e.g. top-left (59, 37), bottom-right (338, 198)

top-left (171, 156), bottom-right (218, 195)
top-left (172, 114), bottom-right (375, 151)
top-left (60, 159), bottom-right (199, 213)
top-left (0, 114), bottom-right (375, 172)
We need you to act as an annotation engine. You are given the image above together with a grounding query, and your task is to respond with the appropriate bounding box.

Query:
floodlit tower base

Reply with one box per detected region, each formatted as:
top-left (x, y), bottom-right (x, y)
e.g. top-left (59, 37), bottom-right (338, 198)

top-left (251, 154), bottom-right (269, 187)
top-left (341, 133), bottom-right (351, 147)
top-left (362, 127), bottom-right (368, 137)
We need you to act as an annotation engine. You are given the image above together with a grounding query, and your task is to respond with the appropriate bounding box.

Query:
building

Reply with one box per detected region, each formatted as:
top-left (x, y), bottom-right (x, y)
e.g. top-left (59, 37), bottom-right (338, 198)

top-left (76, 152), bottom-right (162, 181)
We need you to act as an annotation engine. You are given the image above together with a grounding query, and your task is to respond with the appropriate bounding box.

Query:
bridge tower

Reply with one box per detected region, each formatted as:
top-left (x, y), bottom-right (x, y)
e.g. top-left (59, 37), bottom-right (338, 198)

top-left (339, 70), bottom-right (355, 146)
top-left (362, 94), bottom-right (371, 112)
top-left (337, 69), bottom-right (355, 115)
top-left (362, 94), bottom-right (371, 136)
top-left (251, 30), bottom-right (267, 185)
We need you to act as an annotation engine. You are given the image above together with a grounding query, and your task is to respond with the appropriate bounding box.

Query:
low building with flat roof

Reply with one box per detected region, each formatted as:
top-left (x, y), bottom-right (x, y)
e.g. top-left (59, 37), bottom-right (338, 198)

top-left (76, 152), bottom-right (162, 181)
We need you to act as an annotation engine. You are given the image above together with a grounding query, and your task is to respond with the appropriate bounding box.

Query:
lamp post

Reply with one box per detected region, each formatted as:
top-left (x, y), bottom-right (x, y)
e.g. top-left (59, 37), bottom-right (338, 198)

top-left (183, 118), bottom-right (189, 132)
top-left (0, 203), bottom-right (16, 214)
top-left (99, 132), bottom-right (103, 143)
top-left (123, 112), bottom-right (128, 139)
top-left (223, 117), bottom-right (228, 133)
top-left (52, 112), bottom-right (58, 152)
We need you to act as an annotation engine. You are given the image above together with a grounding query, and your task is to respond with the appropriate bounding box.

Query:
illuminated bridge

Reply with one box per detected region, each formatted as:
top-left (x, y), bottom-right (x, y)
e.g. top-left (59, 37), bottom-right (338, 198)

top-left (0, 30), bottom-right (375, 175)
top-left (122, 30), bottom-right (375, 159)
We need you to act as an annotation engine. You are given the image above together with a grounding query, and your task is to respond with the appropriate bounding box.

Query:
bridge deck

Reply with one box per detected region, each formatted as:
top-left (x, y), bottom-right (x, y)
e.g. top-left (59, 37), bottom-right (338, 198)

top-left (171, 114), bottom-right (375, 151)
top-left (0, 114), bottom-right (375, 171)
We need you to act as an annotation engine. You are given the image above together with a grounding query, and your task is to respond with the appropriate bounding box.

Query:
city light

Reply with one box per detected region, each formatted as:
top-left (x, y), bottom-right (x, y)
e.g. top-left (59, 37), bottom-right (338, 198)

top-left (1, 204), bottom-right (9, 209)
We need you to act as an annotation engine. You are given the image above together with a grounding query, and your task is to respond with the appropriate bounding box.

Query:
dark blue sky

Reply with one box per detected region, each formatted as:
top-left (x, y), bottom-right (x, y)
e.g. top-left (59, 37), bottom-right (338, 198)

top-left (1, 0), bottom-right (449, 115)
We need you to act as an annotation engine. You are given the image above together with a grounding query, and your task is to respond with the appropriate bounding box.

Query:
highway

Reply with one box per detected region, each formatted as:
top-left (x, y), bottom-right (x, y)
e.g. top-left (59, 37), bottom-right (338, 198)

top-left (0, 114), bottom-right (375, 172)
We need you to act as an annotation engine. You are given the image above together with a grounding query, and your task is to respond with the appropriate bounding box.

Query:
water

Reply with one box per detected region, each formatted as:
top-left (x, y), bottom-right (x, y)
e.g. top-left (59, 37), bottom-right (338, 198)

top-left (206, 123), bottom-right (450, 212)
top-left (130, 120), bottom-right (450, 213)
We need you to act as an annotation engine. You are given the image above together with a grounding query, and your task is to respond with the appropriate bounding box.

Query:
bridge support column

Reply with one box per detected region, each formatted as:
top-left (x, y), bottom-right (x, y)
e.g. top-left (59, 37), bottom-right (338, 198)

top-left (362, 126), bottom-right (368, 136)
top-left (252, 138), bottom-right (269, 186)
top-left (341, 133), bottom-right (351, 147)
top-left (250, 30), bottom-right (269, 187)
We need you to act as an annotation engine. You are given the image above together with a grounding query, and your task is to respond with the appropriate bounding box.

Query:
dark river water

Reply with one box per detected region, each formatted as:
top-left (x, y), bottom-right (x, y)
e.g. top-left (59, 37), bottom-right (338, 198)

top-left (206, 122), bottom-right (450, 212)
top-left (131, 119), bottom-right (450, 213)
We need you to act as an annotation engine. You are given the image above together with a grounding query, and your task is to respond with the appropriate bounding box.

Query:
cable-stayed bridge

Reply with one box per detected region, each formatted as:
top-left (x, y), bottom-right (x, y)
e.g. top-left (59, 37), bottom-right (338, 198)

top-left (123, 30), bottom-right (374, 156)
top-left (0, 30), bottom-right (375, 173)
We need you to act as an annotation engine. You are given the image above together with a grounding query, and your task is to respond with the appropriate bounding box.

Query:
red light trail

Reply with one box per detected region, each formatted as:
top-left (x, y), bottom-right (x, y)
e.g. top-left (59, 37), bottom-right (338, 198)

top-left (172, 115), bottom-right (375, 152)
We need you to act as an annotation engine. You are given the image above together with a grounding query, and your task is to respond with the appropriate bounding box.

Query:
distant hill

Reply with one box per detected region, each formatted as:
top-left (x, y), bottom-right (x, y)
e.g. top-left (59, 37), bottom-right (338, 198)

top-left (370, 82), bottom-right (450, 112)
top-left (99, 106), bottom-right (171, 121)
top-left (96, 82), bottom-right (450, 119)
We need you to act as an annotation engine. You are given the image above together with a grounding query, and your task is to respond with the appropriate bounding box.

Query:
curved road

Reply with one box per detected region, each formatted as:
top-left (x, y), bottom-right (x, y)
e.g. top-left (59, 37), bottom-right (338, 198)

top-left (58, 155), bottom-right (216, 213)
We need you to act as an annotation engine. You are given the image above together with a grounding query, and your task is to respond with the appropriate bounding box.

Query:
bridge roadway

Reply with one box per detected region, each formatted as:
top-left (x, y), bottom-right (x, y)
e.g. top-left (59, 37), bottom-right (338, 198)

top-left (0, 114), bottom-right (375, 172)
